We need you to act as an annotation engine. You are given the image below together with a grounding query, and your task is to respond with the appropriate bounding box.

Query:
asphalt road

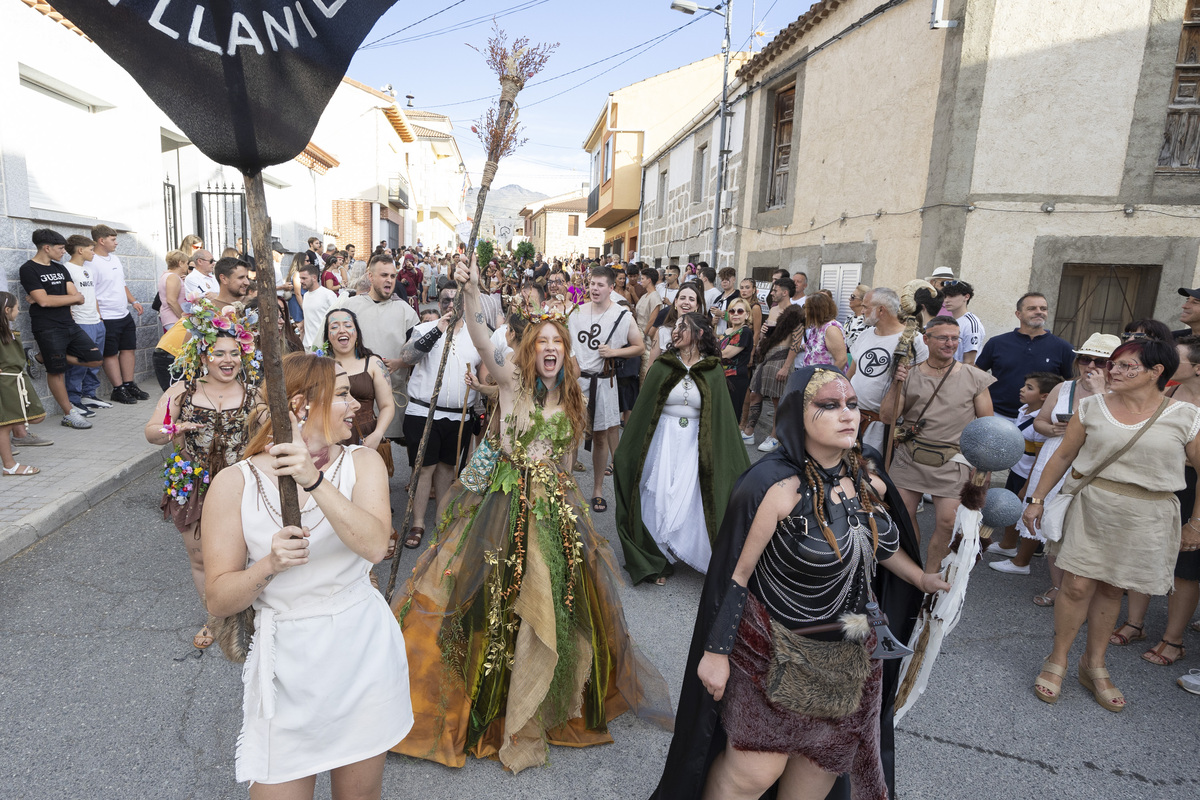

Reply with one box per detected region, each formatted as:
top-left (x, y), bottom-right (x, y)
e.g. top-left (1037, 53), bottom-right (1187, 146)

top-left (1, 447), bottom-right (1198, 799)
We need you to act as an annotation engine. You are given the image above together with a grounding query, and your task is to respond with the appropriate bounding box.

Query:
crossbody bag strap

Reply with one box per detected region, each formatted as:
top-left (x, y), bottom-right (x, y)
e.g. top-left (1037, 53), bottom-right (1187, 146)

top-left (908, 362), bottom-right (955, 423)
top-left (1074, 397), bottom-right (1169, 492)
top-left (604, 309), bottom-right (628, 347)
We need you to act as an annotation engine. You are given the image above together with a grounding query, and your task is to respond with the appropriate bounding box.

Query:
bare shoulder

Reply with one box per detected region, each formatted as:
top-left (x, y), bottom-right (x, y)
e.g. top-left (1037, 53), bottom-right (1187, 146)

top-left (208, 462), bottom-right (246, 497)
top-left (765, 475), bottom-right (801, 505)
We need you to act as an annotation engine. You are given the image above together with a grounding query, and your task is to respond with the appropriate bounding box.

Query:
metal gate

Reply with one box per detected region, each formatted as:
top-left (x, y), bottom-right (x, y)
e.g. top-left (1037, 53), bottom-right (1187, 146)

top-left (163, 180), bottom-right (179, 250)
top-left (194, 182), bottom-right (249, 254)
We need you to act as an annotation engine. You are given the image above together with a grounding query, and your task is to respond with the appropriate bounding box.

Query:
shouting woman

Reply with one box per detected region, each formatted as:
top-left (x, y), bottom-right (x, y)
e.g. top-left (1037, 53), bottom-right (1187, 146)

top-left (391, 256), bottom-right (673, 772)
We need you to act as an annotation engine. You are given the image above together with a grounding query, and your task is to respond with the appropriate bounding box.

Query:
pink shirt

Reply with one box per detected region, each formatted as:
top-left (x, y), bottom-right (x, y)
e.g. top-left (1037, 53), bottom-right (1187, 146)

top-left (158, 271), bottom-right (186, 330)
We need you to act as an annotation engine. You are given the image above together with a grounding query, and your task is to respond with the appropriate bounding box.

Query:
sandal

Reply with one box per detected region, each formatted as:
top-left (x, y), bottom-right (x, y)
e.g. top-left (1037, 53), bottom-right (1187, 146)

top-left (404, 527), bottom-right (425, 549)
top-left (1033, 587), bottom-right (1059, 607)
top-left (604, 465), bottom-right (613, 476)
top-left (1109, 622), bottom-right (1145, 646)
top-left (1189, 619), bottom-right (1200, 634)
top-left (573, 461), bottom-right (586, 473)
top-left (193, 624), bottom-right (214, 650)
top-left (1142, 640), bottom-right (1186, 666)
top-left (1078, 660), bottom-right (1125, 712)
top-left (591, 497), bottom-right (607, 513)
top-left (1034, 659), bottom-right (1066, 704)
top-left (385, 528), bottom-right (400, 560)
top-left (1, 463), bottom-right (39, 476)
top-left (654, 576), bottom-right (667, 586)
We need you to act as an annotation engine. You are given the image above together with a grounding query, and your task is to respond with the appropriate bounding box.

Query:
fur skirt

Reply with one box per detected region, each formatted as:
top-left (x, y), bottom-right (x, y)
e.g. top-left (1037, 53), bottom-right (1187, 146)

top-left (721, 594), bottom-right (887, 800)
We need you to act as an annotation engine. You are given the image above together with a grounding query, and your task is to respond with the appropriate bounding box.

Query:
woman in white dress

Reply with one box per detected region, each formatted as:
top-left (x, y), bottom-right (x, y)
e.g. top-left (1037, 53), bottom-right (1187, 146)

top-left (204, 352), bottom-right (412, 798)
top-left (614, 313), bottom-right (750, 585)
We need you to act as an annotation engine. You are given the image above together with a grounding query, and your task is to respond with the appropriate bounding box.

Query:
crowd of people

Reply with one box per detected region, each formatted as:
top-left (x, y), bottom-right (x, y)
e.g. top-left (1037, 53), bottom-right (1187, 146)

top-left (5, 225), bottom-right (1200, 798)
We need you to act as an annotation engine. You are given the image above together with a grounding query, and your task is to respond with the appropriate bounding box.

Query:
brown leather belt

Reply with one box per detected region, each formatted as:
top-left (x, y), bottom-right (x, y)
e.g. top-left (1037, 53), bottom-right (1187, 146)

top-left (1071, 469), bottom-right (1173, 501)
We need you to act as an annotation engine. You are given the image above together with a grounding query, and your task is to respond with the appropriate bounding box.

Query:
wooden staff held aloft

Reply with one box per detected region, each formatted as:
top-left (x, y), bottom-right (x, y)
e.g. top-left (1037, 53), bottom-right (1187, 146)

top-left (244, 173), bottom-right (300, 528)
top-left (385, 26), bottom-right (556, 600)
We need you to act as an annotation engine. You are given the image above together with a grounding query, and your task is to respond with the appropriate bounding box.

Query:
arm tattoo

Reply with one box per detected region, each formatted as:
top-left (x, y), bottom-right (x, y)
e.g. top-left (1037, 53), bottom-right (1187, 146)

top-left (398, 340), bottom-right (423, 364)
top-left (494, 348), bottom-right (506, 367)
top-left (475, 311), bottom-right (485, 325)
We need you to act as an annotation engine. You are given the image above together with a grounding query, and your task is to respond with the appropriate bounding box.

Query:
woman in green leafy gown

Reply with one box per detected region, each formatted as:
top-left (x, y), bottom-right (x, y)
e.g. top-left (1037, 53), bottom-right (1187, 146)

top-left (390, 256), bottom-right (673, 773)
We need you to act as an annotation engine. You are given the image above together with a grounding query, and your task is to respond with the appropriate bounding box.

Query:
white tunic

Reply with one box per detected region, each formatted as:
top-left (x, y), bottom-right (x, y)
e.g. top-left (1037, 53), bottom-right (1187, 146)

top-left (234, 447), bottom-right (412, 784)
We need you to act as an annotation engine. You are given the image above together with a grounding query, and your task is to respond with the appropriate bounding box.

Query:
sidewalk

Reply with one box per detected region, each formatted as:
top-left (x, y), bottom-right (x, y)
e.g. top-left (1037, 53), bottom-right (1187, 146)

top-left (0, 388), bottom-right (168, 563)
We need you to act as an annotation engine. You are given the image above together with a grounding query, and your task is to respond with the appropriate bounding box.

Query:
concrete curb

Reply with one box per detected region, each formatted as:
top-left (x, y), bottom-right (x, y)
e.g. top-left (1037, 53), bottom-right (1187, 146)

top-left (0, 444), bottom-right (170, 564)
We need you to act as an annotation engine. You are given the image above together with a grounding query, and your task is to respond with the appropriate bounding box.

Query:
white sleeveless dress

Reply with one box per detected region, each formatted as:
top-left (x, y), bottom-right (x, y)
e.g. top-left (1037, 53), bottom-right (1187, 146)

top-left (234, 446), bottom-right (413, 784)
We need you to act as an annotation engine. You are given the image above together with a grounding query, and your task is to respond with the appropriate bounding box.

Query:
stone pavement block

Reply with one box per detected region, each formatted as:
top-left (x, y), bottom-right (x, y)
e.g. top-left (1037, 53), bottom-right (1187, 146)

top-left (0, 388), bottom-right (169, 564)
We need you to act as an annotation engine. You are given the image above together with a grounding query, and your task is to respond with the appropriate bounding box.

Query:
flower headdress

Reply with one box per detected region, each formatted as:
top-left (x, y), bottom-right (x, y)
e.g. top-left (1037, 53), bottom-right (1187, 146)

top-left (512, 300), bottom-right (579, 326)
top-left (173, 297), bottom-right (262, 384)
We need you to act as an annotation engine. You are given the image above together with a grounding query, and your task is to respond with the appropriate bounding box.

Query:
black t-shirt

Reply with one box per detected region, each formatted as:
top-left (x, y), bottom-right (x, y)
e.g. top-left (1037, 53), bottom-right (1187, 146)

top-left (19, 259), bottom-right (74, 328)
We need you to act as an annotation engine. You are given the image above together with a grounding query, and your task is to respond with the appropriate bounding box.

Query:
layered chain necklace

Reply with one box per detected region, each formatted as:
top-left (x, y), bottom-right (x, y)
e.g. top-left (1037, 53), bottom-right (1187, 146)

top-left (247, 449), bottom-right (347, 530)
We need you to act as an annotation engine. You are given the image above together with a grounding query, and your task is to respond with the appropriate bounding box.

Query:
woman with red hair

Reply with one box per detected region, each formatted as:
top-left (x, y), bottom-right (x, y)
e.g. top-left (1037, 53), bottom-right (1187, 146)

top-left (391, 256), bottom-right (672, 772)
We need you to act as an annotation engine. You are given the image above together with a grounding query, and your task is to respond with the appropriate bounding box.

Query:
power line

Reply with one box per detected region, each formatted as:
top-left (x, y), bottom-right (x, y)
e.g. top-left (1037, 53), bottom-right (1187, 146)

top-left (360, 0), bottom-right (551, 51)
top-left (523, 17), bottom-right (701, 109)
top-left (738, 0), bottom-right (781, 52)
top-left (360, 0), bottom-right (470, 50)
top-left (420, 17), bottom-right (701, 109)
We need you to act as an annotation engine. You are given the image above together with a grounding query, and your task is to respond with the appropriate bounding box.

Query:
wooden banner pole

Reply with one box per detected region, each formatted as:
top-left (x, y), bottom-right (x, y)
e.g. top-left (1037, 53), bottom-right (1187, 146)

top-left (244, 172), bottom-right (301, 527)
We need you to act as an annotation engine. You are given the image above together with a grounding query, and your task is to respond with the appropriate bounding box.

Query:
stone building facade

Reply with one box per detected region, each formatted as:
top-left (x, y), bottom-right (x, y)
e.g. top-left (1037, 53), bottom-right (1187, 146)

top-left (521, 193), bottom-right (604, 260)
top-left (642, 0), bottom-right (1200, 343)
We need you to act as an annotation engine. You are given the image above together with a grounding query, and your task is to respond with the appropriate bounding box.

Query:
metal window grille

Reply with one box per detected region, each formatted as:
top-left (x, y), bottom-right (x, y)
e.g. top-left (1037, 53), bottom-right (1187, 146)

top-left (194, 182), bottom-right (249, 254)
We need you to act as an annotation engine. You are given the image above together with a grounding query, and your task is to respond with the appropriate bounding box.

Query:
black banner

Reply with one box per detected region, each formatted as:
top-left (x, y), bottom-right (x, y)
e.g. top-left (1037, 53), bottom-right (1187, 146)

top-left (49, 0), bottom-right (398, 173)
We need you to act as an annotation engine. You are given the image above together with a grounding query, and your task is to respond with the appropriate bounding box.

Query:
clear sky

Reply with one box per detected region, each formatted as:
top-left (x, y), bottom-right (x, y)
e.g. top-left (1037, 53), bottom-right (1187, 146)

top-left (346, 0), bottom-right (816, 197)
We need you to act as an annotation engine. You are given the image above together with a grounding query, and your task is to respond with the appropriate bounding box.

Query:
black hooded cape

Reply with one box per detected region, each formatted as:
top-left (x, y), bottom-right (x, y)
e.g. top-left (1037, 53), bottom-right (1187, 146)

top-left (649, 366), bottom-right (926, 800)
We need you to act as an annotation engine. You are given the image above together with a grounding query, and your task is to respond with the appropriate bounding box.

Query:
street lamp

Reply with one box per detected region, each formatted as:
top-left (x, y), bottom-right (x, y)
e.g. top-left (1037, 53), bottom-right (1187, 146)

top-left (671, 0), bottom-right (731, 268)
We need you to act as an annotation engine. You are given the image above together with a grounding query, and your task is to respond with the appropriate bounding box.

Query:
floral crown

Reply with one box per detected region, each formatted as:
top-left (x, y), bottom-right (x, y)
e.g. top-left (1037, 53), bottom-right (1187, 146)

top-left (512, 300), bottom-right (579, 325)
top-left (173, 297), bottom-right (262, 383)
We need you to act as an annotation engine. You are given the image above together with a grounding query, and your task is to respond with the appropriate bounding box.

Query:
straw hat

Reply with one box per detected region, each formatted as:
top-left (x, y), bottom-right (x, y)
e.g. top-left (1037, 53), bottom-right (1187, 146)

top-left (1074, 333), bottom-right (1121, 358)
top-left (925, 266), bottom-right (955, 282)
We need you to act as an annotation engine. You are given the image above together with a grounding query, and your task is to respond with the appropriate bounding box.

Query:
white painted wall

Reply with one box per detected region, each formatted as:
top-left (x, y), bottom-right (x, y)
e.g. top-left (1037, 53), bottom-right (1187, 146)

top-left (972, 0), bottom-right (1152, 197)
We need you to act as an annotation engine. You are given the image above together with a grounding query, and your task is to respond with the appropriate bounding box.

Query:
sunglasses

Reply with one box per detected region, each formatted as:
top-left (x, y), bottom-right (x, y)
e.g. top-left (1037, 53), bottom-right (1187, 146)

top-left (1119, 331), bottom-right (1151, 341)
top-left (1075, 355), bottom-right (1109, 367)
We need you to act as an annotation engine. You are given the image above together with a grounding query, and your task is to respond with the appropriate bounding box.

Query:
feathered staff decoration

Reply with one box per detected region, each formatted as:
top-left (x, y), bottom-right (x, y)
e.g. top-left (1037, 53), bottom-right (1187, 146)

top-left (386, 24), bottom-right (557, 600)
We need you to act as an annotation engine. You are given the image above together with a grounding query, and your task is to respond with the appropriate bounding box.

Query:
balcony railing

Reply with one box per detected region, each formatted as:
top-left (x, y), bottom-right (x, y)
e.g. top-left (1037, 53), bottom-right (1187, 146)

top-left (587, 185), bottom-right (599, 218)
top-left (388, 176), bottom-right (410, 209)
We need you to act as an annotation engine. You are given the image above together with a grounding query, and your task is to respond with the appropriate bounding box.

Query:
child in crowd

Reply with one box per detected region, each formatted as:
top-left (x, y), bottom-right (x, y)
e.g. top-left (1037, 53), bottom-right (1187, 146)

top-left (419, 308), bottom-right (440, 323)
top-left (989, 371), bottom-right (1064, 574)
top-left (0, 292), bottom-right (48, 475)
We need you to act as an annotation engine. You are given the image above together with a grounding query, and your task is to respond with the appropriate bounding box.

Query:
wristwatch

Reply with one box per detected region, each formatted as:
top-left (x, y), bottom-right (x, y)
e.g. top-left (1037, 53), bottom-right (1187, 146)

top-left (1025, 496), bottom-right (1043, 505)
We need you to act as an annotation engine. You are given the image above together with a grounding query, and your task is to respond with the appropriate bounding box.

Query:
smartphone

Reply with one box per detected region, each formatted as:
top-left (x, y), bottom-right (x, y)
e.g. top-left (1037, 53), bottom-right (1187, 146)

top-left (1056, 413), bottom-right (1071, 423)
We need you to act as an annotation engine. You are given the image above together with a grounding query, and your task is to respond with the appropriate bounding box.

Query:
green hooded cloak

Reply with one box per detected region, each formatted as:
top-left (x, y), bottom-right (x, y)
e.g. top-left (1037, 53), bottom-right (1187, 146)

top-left (612, 352), bottom-right (751, 584)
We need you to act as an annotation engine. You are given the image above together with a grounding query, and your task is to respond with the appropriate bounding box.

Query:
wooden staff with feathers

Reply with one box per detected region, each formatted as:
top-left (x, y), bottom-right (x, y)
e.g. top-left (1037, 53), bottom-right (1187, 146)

top-left (385, 27), bottom-right (556, 601)
top-left (882, 279), bottom-right (937, 471)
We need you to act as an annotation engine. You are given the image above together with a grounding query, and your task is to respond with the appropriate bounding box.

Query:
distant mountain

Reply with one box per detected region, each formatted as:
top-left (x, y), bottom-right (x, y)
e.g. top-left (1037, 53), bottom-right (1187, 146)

top-left (466, 184), bottom-right (549, 238)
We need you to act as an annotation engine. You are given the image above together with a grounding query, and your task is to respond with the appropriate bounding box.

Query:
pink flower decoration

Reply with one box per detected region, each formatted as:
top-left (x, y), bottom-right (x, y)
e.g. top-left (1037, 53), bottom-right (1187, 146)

top-left (211, 317), bottom-right (230, 330)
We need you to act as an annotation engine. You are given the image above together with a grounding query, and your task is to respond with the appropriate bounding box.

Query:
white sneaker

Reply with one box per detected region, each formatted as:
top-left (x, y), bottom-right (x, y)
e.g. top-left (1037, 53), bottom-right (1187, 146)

top-left (82, 395), bottom-right (113, 409)
top-left (757, 436), bottom-right (780, 452)
top-left (61, 410), bottom-right (93, 429)
top-left (71, 404), bottom-right (96, 418)
top-left (989, 558), bottom-right (1030, 575)
top-left (1178, 669), bottom-right (1200, 695)
top-left (986, 542), bottom-right (1018, 557)
top-left (740, 431), bottom-right (755, 442)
